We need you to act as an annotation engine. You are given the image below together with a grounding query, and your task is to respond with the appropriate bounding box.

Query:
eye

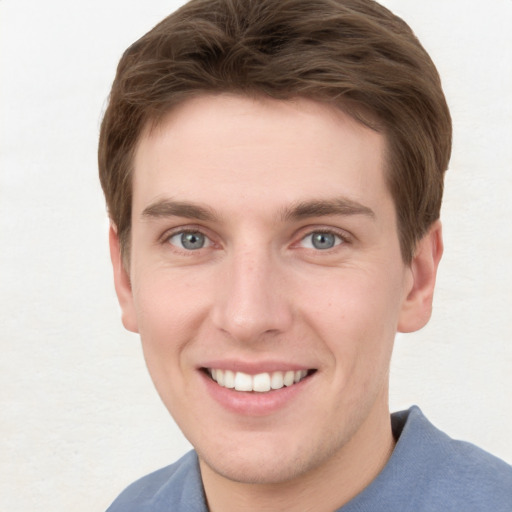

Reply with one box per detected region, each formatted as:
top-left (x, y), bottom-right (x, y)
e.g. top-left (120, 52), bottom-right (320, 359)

top-left (168, 231), bottom-right (211, 250)
top-left (300, 231), bottom-right (343, 250)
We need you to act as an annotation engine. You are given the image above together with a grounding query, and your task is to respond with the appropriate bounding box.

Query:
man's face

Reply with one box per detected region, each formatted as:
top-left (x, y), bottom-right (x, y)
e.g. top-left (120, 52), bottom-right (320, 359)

top-left (112, 95), bottom-right (433, 485)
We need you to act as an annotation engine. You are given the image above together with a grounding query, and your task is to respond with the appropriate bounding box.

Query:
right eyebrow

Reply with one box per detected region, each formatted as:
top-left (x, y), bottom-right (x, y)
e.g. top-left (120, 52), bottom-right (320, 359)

top-left (141, 199), bottom-right (218, 222)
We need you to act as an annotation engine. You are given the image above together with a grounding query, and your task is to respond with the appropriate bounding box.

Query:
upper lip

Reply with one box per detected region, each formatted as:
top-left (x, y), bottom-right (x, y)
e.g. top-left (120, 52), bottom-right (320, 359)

top-left (199, 359), bottom-right (314, 374)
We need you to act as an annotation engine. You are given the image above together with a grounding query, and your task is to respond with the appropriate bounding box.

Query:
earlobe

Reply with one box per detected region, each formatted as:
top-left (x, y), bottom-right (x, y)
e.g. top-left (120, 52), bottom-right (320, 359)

top-left (109, 225), bottom-right (139, 333)
top-left (398, 221), bottom-right (443, 333)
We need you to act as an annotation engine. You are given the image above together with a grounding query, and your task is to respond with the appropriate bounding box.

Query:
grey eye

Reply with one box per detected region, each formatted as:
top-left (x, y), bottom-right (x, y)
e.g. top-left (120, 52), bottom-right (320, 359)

top-left (169, 231), bottom-right (209, 250)
top-left (311, 232), bottom-right (336, 250)
top-left (300, 232), bottom-right (342, 250)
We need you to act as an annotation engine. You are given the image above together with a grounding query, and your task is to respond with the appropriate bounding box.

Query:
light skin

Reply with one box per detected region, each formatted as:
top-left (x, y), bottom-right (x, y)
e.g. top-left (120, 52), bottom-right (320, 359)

top-left (110, 94), bottom-right (442, 512)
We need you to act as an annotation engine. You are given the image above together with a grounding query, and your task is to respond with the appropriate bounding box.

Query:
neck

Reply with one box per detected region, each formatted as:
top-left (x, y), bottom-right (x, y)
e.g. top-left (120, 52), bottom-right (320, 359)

top-left (200, 401), bottom-right (395, 512)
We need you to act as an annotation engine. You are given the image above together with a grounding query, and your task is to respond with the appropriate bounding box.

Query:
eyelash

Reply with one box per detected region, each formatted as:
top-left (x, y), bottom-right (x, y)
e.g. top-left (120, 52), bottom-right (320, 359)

top-left (160, 226), bottom-right (351, 253)
top-left (297, 228), bottom-right (351, 251)
top-left (160, 227), bottom-right (214, 252)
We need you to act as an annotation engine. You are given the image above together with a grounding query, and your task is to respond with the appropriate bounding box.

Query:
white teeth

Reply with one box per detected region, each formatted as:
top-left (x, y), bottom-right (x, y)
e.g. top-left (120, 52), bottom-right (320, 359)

top-left (209, 369), bottom-right (309, 392)
top-left (234, 372), bottom-right (253, 391)
top-left (283, 370), bottom-right (295, 387)
top-left (294, 370), bottom-right (307, 383)
top-left (224, 370), bottom-right (235, 389)
top-left (253, 373), bottom-right (271, 392)
top-left (270, 371), bottom-right (284, 390)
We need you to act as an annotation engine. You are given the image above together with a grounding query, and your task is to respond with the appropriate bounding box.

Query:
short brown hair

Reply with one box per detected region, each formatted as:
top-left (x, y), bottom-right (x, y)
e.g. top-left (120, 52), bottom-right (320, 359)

top-left (98, 0), bottom-right (452, 262)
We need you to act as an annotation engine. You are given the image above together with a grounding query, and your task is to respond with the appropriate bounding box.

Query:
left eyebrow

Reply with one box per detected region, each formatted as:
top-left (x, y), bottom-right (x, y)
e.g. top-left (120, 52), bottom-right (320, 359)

top-left (280, 197), bottom-right (375, 221)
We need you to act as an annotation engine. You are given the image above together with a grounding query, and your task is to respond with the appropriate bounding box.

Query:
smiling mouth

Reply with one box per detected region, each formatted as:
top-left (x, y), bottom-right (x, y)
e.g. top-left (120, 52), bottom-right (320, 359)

top-left (205, 368), bottom-right (315, 393)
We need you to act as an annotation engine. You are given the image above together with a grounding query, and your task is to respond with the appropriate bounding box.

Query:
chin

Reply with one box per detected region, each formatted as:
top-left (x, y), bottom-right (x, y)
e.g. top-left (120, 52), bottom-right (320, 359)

top-left (196, 430), bottom-right (342, 486)
top-left (200, 452), bottom-right (309, 485)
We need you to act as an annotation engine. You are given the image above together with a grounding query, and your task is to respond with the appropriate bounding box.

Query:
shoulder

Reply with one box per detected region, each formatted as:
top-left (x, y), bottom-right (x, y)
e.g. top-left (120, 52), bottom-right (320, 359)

top-left (106, 450), bottom-right (207, 512)
top-left (342, 407), bottom-right (511, 512)
top-left (392, 406), bottom-right (512, 510)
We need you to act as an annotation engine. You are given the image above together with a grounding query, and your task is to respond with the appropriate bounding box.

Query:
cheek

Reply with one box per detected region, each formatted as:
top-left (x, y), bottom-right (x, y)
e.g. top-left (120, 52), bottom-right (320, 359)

top-left (131, 277), bottom-right (205, 413)
top-left (299, 268), bottom-right (403, 367)
top-left (132, 271), bottom-right (208, 365)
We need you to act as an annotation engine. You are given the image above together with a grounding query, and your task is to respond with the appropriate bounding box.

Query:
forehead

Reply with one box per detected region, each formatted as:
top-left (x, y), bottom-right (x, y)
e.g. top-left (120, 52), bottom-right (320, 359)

top-left (132, 94), bottom-right (391, 221)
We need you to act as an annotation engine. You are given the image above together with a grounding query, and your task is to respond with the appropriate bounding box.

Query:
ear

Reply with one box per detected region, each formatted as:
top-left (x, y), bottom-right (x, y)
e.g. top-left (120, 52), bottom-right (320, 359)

top-left (109, 225), bottom-right (139, 333)
top-left (398, 220), bottom-right (443, 333)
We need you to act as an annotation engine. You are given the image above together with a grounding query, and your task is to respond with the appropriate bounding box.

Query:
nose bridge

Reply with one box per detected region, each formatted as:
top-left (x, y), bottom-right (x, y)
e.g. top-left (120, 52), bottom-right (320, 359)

top-left (212, 242), bottom-right (291, 342)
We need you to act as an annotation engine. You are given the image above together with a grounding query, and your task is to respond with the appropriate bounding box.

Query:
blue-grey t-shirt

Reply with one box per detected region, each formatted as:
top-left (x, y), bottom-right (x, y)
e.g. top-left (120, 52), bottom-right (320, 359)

top-left (106, 406), bottom-right (512, 511)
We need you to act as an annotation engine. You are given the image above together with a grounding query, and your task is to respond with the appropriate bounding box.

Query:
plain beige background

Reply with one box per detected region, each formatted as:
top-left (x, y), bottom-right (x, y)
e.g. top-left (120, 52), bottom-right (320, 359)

top-left (1, 1), bottom-right (511, 510)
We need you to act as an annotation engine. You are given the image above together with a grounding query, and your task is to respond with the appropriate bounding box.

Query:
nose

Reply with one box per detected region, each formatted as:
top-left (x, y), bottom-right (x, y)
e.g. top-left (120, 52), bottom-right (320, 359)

top-left (211, 246), bottom-right (293, 343)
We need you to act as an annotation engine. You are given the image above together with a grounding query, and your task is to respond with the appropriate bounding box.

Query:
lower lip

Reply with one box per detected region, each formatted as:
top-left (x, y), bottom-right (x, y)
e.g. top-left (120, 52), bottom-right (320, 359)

top-left (200, 371), bottom-right (313, 416)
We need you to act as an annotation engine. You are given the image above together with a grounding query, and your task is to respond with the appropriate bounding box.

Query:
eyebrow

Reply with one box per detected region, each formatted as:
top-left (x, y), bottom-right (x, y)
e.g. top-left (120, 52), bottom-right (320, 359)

top-left (281, 198), bottom-right (375, 221)
top-left (141, 197), bottom-right (375, 223)
top-left (141, 199), bottom-right (218, 222)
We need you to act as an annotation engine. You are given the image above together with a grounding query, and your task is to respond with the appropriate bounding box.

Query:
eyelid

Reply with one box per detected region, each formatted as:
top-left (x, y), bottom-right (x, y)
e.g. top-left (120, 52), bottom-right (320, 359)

top-left (158, 223), bottom-right (352, 252)
top-left (295, 225), bottom-right (353, 249)
top-left (160, 225), bottom-right (216, 248)
top-left (169, 231), bottom-right (211, 250)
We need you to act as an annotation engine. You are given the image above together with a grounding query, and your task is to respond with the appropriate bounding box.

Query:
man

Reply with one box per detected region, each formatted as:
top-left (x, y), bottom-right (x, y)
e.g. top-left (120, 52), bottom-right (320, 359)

top-left (98, 0), bottom-right (512, 510)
